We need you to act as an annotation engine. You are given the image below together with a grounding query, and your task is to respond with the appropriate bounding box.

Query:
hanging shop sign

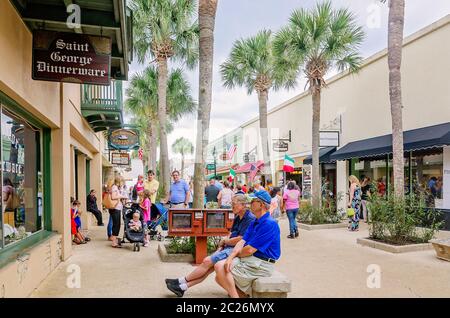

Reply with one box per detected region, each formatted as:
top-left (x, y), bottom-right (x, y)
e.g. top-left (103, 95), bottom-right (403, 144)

top-left (243, 153), bottom-right (256, 163)
top-left (32, 30), bottom-right (112, 85)
top-left (272, 140), bottom-right (289, 152)
top-left (108, 129), bottom-right (140, 150)
top-left (111, 152), bottom-right (130, 166)
top-left (206, 163), bottom-right (216, 170)
top-left (319, 131), bottom-right (340, 147)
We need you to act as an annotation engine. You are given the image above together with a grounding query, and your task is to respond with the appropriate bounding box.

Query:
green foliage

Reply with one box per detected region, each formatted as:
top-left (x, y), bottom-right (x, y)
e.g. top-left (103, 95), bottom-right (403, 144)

top-left (273, 1), bottom-right (365, 89)
top-left (220, 30), bottom-right (297, 94)
top-left (298, 192), bottom-right (344, 225)
top-left (368, 194), bottom-right (443, 245)
top-left (166, 236), bottom-right (223, 256)
top-left (166, 237), bottom-right (195, 254)
top-left (131, 0), bottom-right (199, 67)
top-left (205, 201), bottom-right (219, 209)
top-left (172, 137), bottom-right (194, 157)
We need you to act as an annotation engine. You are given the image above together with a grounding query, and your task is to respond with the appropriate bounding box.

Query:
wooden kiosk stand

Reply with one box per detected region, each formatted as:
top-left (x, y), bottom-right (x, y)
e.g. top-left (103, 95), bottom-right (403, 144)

top-left (168, 208), bottom-right (234, 264)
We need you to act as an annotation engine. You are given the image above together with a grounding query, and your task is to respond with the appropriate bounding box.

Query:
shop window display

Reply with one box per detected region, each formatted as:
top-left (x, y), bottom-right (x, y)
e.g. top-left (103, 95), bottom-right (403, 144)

top-left (411, 152), bottom-right (444, 208)
top-left (1, 105), bottom-right (43, 248)
top-left (350, 151), bottom-right (444, 207)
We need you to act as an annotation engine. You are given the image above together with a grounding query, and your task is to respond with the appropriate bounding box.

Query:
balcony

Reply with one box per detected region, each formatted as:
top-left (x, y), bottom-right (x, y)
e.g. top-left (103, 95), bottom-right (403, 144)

top-left (81, 80), bottom-right (123, 132)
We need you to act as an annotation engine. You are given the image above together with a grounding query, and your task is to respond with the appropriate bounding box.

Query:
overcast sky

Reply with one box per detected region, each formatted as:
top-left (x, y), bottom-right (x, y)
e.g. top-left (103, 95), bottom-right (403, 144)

top-left (125, 0), bottom-right (450, 160)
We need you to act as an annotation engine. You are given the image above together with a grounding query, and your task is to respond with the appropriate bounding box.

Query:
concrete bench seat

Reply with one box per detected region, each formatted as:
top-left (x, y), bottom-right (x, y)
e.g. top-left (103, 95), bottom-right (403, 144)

top-left (252, 271), bottom-right (291, 298)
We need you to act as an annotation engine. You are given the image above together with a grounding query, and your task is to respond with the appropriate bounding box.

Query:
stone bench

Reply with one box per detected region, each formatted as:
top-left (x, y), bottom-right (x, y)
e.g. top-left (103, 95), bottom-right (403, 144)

top-left (252, 271), bottom-right (291, 298)
top-left (430, 238), bottom-right (450, 262)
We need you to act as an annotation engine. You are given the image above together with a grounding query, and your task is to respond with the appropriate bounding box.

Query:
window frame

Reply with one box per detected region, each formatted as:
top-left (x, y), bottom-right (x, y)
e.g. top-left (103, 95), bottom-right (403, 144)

top-left (0, 92), bottom-right (52, 252)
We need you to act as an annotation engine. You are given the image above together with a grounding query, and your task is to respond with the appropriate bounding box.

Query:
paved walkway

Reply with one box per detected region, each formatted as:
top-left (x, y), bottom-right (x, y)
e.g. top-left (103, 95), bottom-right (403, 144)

top-left (31, 215), bottom-right (450, 298)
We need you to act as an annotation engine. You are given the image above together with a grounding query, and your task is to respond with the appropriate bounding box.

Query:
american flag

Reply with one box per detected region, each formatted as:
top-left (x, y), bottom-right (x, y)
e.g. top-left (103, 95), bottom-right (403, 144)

top-left (138, 148), bottom-right (143, 161)
top-left (249, 163), bottom-right (258, 181)
top-left (226, 143), bottom-right (237, 160)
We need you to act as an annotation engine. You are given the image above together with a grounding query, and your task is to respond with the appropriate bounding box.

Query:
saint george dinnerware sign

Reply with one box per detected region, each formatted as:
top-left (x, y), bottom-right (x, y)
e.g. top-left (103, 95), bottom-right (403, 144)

top-left (32, 30), bottom-right (112, 85)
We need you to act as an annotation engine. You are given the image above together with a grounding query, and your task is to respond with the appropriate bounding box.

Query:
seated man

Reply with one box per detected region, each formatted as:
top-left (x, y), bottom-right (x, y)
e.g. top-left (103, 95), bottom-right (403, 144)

top-left (165, 194), bottom-right (255, 297)
top-left (214, 190), bottom-right (281, 298)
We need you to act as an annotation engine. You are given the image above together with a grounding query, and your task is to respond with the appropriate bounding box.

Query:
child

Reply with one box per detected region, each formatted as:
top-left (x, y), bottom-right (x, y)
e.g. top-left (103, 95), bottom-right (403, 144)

top-left (139, 189), bottom-right (152, 247)
top-left (71, 200), bottom-right (90, 244)
top-left (128, 212), bottom-right (142, 232)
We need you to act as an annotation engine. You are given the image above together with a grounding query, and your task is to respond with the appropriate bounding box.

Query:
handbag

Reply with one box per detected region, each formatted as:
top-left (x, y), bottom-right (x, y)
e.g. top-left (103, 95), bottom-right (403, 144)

top-left (347, 208), bottom-right (355, 217)
top-left (103, 191), bottom-right (119, 210)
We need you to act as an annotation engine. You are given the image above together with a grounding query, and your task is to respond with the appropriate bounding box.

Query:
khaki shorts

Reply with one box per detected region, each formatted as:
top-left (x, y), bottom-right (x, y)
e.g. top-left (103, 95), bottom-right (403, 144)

top-left (231, 255), bottom-right (274, 296)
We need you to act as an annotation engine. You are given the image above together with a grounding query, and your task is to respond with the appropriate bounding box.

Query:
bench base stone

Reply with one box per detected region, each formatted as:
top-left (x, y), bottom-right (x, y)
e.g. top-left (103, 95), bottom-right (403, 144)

top-left (251, 271), bottom-right (291, 298)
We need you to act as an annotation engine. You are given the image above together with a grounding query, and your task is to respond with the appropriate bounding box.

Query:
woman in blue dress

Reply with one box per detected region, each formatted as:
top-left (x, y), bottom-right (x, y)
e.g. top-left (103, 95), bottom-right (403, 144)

top-left (348, 175), bottom-right (362, 231)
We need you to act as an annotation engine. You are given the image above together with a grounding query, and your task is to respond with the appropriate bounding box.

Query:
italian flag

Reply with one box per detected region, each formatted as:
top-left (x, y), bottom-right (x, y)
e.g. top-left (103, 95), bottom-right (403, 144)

top-left (229, 168), bottom-right (236, 180)
top-left (283, 154), bottom-right (295, 172)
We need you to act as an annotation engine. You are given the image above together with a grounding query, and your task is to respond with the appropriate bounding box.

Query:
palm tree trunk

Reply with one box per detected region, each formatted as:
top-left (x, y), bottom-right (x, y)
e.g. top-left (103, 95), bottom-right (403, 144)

top-left (181, 153), bottom-right (185, 179)
top-left (193, 0), bottom-right (218, 209)
top-left (157, 57), bottom-right (170, 197)
top-left (147, 123), bottom-right (152, 172)
top-left (388, 0), bottom-right (405, 199)
top-left (258, 90), bottom-right (271, 182)
top-left (311, 87), bottom-right (321, 208)
top-left (150, 123), bottom-right (157, 171)
top-left (147, 121), bottom-right (157, 171)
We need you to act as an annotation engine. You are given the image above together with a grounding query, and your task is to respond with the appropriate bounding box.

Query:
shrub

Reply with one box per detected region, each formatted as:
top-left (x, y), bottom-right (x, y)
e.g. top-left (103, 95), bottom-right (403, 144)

top-left (368, 194), bottom-right (443, 245)
top-left (205, 201), bottom-right (219, 209)
top-left (297, 192), bottom-right (344, 225)
top-left (166, 236), bottom-right (222, 256)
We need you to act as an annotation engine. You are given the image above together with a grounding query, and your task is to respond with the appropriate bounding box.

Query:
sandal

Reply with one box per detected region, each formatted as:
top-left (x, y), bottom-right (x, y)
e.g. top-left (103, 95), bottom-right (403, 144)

top-left (84, 237), bottom-right (91, 242)
top-left (112, 244), bottom-right (122, 248)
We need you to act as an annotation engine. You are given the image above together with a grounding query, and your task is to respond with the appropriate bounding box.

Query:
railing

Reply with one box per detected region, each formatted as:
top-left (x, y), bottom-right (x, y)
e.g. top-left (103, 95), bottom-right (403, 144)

top-left (81, 80), bottom-right (123, 112)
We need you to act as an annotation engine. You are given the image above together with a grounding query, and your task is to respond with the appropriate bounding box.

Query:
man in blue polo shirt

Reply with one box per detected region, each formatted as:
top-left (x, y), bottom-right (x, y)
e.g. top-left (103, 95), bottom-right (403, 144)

top-left (165, 194), bottom-right (255, 297)
top-left (214, 190), bottom-right (280, 298)
top-left (165, 170), bottom-right (190, 208)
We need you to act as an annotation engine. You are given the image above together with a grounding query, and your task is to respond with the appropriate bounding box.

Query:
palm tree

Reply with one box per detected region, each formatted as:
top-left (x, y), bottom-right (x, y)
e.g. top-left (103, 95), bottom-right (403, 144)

top-left (132, 0), bottom-right (199, 196)
top-left (172, 137), bottom-right (194, 178)
top-left (385, 0), bottom-right (406, 198)
top-left (125, 66), bottom-right (196, 173)
top-left (193, 0), bottom-right (218, 209)
top-left (274, 1), bottom-right (364, 208)
top-left (221, 30), bottom-right (297, 182)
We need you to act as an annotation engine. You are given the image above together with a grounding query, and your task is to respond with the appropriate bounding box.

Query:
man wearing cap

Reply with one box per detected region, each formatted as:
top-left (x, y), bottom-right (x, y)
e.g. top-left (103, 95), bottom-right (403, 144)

top-left (214, 190), bottom-right (281, 298)
top-left (164, 194), bottom-right (255, 297)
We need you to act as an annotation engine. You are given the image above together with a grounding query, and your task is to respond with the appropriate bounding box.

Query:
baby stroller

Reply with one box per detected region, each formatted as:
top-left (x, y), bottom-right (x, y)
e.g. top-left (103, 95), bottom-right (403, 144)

top-left (122, 202), bottom-right (145, 252)
top-left (148, 202), bottom-right (168, 241)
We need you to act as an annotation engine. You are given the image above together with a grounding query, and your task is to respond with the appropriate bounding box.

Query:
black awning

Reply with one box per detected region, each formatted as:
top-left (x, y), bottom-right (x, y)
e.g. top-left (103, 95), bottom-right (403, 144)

top-left (330, 122), bottom-right (450, 161)
top-left (303, 147), bottom-right (337, 165)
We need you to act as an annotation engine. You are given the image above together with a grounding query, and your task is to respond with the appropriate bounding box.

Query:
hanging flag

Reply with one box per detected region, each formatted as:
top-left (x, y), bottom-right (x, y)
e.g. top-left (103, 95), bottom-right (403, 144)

top-left (283, 154), bottom-right (295, 172)
top-left (249, 163), bottom-right (258, 181)
top-left (229, 168), bottom-right (236, 180)
top-left (226, 143), bottom-right (237, 160)
top-left (138, 148), bottom-right (143, 161)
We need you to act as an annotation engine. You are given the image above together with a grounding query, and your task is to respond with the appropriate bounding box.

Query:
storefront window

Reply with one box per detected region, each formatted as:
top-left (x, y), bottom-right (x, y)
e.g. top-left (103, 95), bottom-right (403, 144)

top-left (350, 157), bottom-right (409, 197)
top-left (1, 105), bottom-right (43, 248)
top-left (349, 151), bottom-right (444, 207)
top-left (411, 151), bottom-right (443, 208)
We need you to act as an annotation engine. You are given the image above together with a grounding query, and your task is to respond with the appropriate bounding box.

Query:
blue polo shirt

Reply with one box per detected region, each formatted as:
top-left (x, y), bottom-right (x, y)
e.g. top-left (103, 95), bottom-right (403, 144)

top-left (170, 180), bottom-right (189, 203)
top-left (243, 212), bottom-right (281, 260)
top-left (226, 210), bottom-right (256, 248)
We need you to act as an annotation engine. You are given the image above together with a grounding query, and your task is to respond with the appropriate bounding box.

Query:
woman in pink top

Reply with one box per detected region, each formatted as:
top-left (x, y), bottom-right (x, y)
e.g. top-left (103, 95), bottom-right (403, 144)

top-left (283, 181), bottom-right (300, 239)
top-left (139, 189), bottom-right (152, 247)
